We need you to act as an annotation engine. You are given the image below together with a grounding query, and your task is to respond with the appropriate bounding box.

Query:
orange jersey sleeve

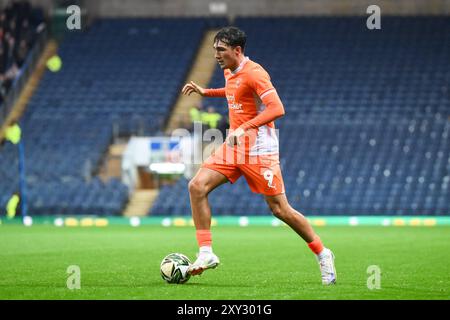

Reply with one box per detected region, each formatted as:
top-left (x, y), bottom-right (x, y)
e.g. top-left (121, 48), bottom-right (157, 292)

top-left (204, 88), bottom-right (226, 97)
top-left (240, 67), bottom-right (285, 130)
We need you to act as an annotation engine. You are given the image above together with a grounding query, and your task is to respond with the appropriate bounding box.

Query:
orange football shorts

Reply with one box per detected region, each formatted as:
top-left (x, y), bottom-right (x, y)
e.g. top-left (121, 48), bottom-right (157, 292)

top-left (202, 142), bottom-right (285, 196)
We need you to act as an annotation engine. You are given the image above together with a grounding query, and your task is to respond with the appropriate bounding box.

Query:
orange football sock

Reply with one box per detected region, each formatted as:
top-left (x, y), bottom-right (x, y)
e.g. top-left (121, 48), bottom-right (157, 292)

top-left (307, 236), bottom-right (324, 255)
top-left (196, 229), bottom-right (212, 247)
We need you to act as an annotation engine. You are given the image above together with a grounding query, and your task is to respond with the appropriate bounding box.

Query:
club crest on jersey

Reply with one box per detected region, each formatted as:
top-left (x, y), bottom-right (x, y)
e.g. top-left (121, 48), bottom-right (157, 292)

top-left (235, 79), bottom-right (241, 88)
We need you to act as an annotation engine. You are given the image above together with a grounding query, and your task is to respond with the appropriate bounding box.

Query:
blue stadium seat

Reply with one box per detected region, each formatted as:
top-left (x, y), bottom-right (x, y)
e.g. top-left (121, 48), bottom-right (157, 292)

top-left (0, 18), bottom-right (228, 215)
top-left (151, 16), bottom-right (450, 217)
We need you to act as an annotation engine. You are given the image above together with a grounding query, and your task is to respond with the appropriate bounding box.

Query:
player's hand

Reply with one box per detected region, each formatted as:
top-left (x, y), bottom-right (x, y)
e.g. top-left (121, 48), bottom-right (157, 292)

top-left (182, 81), bottom-right (205, 96)
top-left (226, 127), bottom-right (245, 147)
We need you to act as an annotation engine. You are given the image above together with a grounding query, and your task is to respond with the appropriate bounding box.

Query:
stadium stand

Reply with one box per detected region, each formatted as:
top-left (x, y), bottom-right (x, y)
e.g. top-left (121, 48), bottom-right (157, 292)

top-left (0, 18), bottom-right (225, 216)
top-left (151, 16), bottom-right (450, 216)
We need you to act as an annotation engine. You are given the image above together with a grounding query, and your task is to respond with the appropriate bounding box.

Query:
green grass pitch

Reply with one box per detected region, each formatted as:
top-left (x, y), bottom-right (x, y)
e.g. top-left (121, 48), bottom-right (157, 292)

top-left (0, 225), bottom-right (449, 299)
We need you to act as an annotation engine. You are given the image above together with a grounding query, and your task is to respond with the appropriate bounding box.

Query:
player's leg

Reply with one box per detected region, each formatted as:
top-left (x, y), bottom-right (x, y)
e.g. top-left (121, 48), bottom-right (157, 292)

top-left (188, 142), bottom-right (242, 276)
top-left (264, 194), bottom-right (337, 285)
top-left (264, 193), bottom-right (316, 242)
top-left (188, 167), bottom-right (228, 229)
top-left (188, 167), bottom-right (231, 275)
top-left (241, 154), bottom-right (336, 285)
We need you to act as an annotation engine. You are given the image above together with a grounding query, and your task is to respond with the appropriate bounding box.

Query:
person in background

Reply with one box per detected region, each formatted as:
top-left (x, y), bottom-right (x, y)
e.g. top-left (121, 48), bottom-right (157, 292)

top-left (6, 191), bottom-right (20, 219)
top-left (203, 106), bottom-right (222, 130)
top-left (189, 104), bottom-right (203, 124)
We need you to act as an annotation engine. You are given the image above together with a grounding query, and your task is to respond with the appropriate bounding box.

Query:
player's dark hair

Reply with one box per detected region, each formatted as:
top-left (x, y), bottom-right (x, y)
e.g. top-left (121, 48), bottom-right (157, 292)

top-left (214, 26), bottom-right (246, 52)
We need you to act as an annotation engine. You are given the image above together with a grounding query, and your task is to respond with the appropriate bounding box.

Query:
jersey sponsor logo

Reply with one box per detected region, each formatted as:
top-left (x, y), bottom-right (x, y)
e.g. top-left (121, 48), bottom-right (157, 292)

top-left (230, 103), bottom-right (243, 112)
top-left (227, 94), bottom-right (243, 112)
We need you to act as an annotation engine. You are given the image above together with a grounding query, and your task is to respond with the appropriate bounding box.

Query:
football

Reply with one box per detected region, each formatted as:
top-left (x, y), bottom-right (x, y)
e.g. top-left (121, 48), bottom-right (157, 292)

top-left (160, 253), bottom-right (192, 284)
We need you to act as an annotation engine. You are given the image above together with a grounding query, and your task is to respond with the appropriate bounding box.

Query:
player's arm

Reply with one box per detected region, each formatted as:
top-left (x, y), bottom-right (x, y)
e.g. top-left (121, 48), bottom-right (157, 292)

top-left (226, 91), bottom-right (284, 146)
top-left (181, 81), bottom-right (226, 97)
top-left (226, 68), bottom-right (284, 147)
top-left (239, 90), bottom-right (285, 130)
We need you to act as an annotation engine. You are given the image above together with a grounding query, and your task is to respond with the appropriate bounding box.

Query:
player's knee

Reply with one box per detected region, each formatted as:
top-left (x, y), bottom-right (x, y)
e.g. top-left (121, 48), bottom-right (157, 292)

top-left (188, 178), bottom-right (207, 197)
top-left (269, 201), bottom-right (293, 220)
top-left (269, 203), bottom-right (283, 219)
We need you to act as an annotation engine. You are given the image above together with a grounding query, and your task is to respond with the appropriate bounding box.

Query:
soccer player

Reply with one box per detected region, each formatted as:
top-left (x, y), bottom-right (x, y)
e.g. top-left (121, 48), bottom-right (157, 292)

top-left (181, 27), bottom-right (336, 285)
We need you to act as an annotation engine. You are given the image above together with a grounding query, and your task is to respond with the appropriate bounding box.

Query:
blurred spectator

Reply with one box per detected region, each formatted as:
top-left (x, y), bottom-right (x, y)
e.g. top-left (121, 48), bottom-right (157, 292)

top-left (189, 104), bottom-right (209, 133)
top-left (0, 0), bottom-right (45, 105)
top-left (202, 106), bottom-right (222, 130)
top-left (14, 39), bottom-right (27, 67)
top-left (20, 19), bottom-right (34, 47)
top-left (6, 191), bottom-right (20, 219)
top-left (189, 104), bottom-right (203, 123)
top-left (4, 121), bottom-right (21, 144)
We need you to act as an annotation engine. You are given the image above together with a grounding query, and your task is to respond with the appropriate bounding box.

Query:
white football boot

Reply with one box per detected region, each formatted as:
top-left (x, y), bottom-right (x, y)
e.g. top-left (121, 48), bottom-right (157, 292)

top-left (317, 248), bottom-right (337, 285)
top-left (188, 252), bottom-right (220, 276)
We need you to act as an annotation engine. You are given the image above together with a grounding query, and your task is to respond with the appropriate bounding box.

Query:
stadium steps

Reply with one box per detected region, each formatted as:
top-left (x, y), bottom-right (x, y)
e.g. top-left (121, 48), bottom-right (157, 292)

top-left (123, 189), bottom-right (159, 217)
top-left (0, 40), bottom-right (58, 142)
top-left (98, 143), bottom-right (127, 181)
top-left (164, 29), bottom-right (220, 134)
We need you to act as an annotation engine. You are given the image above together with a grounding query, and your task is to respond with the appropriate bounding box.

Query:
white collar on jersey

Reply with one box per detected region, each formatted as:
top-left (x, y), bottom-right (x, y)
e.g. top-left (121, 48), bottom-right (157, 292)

top-left (230, 56), bottom-right (249, 74)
